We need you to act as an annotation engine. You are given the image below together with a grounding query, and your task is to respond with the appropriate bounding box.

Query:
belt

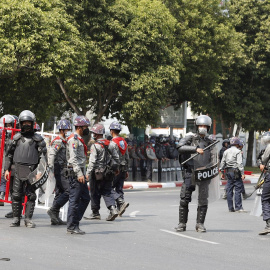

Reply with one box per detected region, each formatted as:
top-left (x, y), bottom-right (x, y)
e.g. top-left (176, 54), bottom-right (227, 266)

top-left (225, 167), bottom-right (237, 171)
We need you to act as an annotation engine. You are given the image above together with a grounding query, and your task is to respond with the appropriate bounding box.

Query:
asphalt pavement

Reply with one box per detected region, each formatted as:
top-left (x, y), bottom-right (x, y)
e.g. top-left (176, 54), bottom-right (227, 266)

top-left (0, 184), bottom-right (268, 270)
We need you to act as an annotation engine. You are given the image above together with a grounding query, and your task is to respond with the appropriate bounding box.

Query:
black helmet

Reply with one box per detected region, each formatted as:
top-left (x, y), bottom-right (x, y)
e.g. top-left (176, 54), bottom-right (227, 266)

top-left (222, 139), bottom-right (230, 147)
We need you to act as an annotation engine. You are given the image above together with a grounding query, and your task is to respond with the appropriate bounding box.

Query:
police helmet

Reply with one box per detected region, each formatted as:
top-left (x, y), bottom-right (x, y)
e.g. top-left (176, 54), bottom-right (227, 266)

top-left (195, 115), bottom-right (212, 132)
top-left (109, 121), bottom-right (121, 131)
top-left (230, 137), bottom-right (241, 146)
top-left (222, 139), bottom-right (230, 147)
top-left (90, 123), bottom-right (105, 135)
top-left (74, 115), bottom-right (90, 127)
top-left (19, 110), bottom-right (36, 124)
top-left (0, 114), bottom-right (15, 127)
top-left (57, 119), bottom-right (72, 130)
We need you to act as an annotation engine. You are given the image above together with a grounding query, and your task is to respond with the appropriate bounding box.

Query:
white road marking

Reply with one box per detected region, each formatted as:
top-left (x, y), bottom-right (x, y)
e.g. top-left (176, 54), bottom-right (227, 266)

top-left (160, 229), bottom-right (220, 245)
top-left (126, 190), bottom-right (180, 194)
top-left (129, 211), bottom-right (140, 218)
top-left (169, 204), bottom-right (197, 207)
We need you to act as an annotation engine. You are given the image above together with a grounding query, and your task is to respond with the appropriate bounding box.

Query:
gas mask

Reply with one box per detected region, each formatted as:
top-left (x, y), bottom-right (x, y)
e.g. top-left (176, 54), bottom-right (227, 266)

top-left (91, 133), bottom-right (97, 140)
top-left (198, 127), bottom-right (207, 136)
top-left (83, 127), bottom-right (90, 136)
top-left (21, 124), bottom-right (32, 134)
top-left (65, 131), bottom-right (72, 138)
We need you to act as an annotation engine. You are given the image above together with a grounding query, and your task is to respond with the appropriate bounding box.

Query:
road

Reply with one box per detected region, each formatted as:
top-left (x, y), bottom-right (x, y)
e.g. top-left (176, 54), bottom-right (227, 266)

top-left (0, 185), bottom-right (268, 270)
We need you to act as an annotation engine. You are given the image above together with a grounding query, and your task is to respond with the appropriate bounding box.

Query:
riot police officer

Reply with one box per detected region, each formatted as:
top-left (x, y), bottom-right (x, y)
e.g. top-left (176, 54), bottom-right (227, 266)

top-left (220, 137), bottom-right (245, 212)
top-left (47, 119), bottom-right (72, 225)
top-left (66, 116), bottom-right (91, 234)
top-left (85, 124), bottom-right (120, 221)
top-left (109, 121), bottom-right (129, 216)
top-left (0, 114), bottom-right (16, 203)
top-left (145, 138), bottom-right (157, 182)
top-left (175, 115), bottom-right (216, 233)
top-left (258, 132), bottom-right (270, 235)
top-left (4, 110), bottom-right (47, 228)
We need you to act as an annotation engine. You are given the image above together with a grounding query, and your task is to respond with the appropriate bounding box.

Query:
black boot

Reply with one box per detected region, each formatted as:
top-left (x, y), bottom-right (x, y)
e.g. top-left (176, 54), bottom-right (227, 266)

top-left (116, 198), bottom-right (129, 216)
top-left (259, 219), bottom-right (270, 235)
top-left (24, 201), bottom-right (36, 228)
top-left (106, 206), bottom-right (118, 221)
top-left (175, 205), bottom-right (189, 232)
top-left (5, 211), bottom-right (13, 218)
top-left (47, 206), bottom-right (60, 225)
top-left (84, 211), bottom-right (101, 220)
top-left (196, 205), bottom-right (208, 232)
top-left (55, 209), bottom-right (67, 225)
top-left (10, 202), bottom-right (22, 227)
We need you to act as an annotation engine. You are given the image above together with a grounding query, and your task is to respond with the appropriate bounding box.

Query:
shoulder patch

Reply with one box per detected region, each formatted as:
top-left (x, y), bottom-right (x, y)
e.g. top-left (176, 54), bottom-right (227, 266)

top-left (72, 141), bottom-right (78, 149)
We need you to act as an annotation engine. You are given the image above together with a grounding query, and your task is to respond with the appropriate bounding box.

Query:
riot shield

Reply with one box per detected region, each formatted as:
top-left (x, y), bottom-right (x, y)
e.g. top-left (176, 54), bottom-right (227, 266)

top-left (28, 155), bottom-right (50, 189)
top-left (39, 169), bottom-right (56, 203)
top-left (250, 194), bottom-right (262, 217)
top-left (166, 160), bottom-right (172, 182)
top-left (160, 160), bottom-right (168, 182)
top-left (170, 160), bottom-right (176, 182)
top-left (193, 145), bottom-right (220, 203)
top-left (175, 160), bottom-right (182, 182)
top-left (127, 159), bottom-right (133, 181)
top-left (152, 160), bottom-right (159, 182)
top-left (134, 159), bottom-right (141, 181)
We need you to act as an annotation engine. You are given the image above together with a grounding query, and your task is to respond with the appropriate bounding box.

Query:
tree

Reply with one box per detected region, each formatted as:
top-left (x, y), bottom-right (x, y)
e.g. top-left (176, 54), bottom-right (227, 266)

top-left (164, 0), bottom-right (236, 109)
top-left (59, 0), bottom-right (180, 127)
top-left (0, 0), bottom-right (86, 123)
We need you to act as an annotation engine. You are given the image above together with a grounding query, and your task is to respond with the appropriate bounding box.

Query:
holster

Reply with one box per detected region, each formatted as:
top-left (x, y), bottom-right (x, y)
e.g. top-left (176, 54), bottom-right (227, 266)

top-left (61, 167), bottom-right (75, 178)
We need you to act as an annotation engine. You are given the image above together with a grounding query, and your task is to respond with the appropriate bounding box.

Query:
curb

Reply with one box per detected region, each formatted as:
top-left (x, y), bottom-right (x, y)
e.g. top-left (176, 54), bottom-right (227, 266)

top-left (123, 177), bottom-right (258, 190)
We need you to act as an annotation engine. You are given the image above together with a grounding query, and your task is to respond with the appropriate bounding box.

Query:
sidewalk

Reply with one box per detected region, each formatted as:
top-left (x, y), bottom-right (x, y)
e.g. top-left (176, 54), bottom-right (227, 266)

top-left (123, 173), bottom-right (260, 190)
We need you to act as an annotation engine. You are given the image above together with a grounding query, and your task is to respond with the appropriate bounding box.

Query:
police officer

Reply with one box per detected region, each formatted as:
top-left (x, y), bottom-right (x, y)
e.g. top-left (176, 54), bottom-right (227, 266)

top-left (175, 115), bottom-right (215, 233)
top-left (220, 137), bottom-right (245, 212)
top-left (1, 115), bottom-right (19, 215)
top-left (238, 140), bottom-right (249, 200)
top-left (258, 132), bottom-right (270, 235)
top-left (66, 115), bottom-right (91, 234)
top-left (109, 121), bottom-right (129, 216)
top-left (85, 124), bottom-right (119, 221)
top-left (219, 139), bottom-right (230, 162)
top-left (47, 119), bottom-right (72, 225)
top-left (220, 139), bottom-right (230, 199)
top-left (145, 138), bottom-right (157, 182)
top-left (4, 110), bottom-right (47, 228)
top-left (0, 114), bottom-right (16, 203)
top-left (155, 136), bottom-right (166, 182)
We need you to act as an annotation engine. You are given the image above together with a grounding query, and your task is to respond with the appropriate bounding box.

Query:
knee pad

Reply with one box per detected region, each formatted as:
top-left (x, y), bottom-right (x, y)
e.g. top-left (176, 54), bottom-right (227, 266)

top-left (180, 199), bottom-right (189, 208)
top-left (12, 193), bottom-right (22, 202)
top-left (28, 193), bottom-right (37, 202)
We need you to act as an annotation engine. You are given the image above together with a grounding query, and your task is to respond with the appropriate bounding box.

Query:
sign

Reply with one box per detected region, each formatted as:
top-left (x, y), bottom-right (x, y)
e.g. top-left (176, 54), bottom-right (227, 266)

top-left (195, 164), bottom-right (219, 181)
top-left (159, 103), bottom-right (186, 128)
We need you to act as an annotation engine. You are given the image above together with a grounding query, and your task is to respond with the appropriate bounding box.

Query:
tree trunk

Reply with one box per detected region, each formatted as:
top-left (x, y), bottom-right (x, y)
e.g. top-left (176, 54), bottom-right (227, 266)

top-left (229, 122), bottom-right (234, 138)
top-left (220, 114), bottom-right (227, 139)
top-left (235, 123), bottom-right (242, 137)
top-left (57, 77), bottom-right (82, 115)
top-left (246, 130), bottom-right (254, 167)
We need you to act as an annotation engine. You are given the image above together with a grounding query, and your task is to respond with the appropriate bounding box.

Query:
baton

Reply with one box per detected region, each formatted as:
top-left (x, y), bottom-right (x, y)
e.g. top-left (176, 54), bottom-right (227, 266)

top-left (181, 140), bottom-right (220, 165)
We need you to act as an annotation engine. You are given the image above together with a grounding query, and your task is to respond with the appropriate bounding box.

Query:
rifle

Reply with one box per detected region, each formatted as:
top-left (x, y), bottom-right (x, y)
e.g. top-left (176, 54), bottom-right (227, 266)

top-left (181, 140), bottom-right (220, 165)
top-left (246, 171), bottom-right (265, 198)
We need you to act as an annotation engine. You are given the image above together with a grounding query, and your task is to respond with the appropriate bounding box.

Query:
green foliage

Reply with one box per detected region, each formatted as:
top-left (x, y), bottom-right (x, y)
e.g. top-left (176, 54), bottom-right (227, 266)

top-left (61, 0), bottom-right (180, 127)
